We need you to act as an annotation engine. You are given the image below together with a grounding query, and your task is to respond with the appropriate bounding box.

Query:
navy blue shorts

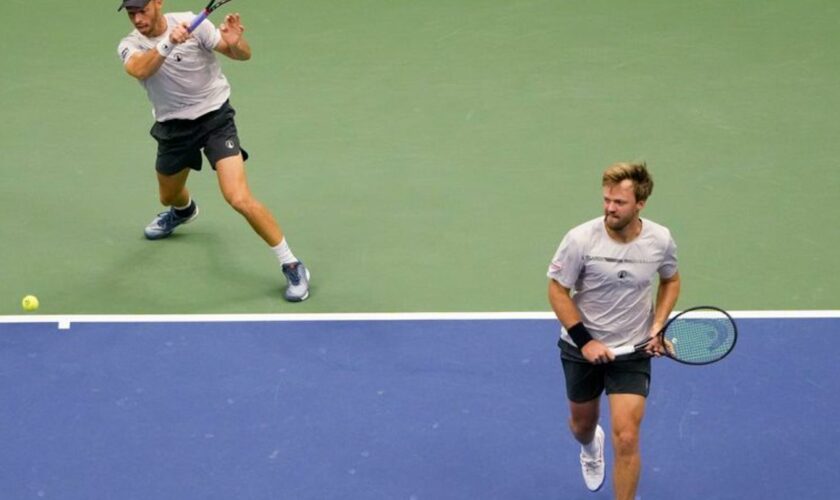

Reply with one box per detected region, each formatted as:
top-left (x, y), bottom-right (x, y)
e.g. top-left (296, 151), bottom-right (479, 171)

top-left (149, 100), bottom-right (249, 175)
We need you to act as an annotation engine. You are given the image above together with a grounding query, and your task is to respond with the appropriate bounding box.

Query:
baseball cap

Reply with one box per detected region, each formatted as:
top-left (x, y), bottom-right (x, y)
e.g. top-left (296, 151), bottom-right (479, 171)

top-left (117, 0), bottom-right (151, 11)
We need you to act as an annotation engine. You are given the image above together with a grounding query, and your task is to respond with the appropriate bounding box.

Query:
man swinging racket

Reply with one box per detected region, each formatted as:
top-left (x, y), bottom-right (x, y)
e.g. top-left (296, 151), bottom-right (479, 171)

top-left (117, 0), bottom-right (310, 302)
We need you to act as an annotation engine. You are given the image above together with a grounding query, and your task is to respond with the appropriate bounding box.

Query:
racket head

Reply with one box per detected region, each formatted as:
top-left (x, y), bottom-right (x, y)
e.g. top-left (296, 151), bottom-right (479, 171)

top-left (660, 306), bottom-right (737, 365)
top-left (206, 0), bottom-right (233, 13)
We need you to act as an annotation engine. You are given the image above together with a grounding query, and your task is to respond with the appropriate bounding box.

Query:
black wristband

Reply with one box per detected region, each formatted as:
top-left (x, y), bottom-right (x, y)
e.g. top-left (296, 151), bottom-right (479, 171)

top-left (567, 322), bottom-right (593, 349)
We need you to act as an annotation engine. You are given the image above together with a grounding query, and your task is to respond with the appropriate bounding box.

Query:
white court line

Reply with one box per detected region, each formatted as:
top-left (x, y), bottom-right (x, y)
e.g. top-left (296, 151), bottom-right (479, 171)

top-left (4, 312), bottom-right (553, 325)
top-left (1, 310), bottom-right (839, 330)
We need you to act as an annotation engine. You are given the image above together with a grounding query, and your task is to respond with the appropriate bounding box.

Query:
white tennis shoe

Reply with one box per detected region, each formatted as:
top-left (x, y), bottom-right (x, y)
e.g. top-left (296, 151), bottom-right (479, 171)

top-left (580, 424), bottom-right (606, 492)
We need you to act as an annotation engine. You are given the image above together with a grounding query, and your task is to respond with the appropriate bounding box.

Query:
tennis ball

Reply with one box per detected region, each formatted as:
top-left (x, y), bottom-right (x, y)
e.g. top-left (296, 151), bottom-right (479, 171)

top-left (22, 295), bottom-right (39, 312)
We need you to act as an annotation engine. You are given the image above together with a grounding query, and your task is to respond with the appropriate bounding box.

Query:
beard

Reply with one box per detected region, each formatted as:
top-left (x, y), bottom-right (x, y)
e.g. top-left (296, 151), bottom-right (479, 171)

top-left (604, 212), bottom-right (635, 232)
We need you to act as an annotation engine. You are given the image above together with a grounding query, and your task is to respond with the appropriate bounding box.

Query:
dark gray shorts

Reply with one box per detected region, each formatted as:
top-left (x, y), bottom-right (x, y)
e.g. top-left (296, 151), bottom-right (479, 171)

top-left (149, 100), bottom-right (249, 175)
top-left (559, 340), bottom-right (651, 403)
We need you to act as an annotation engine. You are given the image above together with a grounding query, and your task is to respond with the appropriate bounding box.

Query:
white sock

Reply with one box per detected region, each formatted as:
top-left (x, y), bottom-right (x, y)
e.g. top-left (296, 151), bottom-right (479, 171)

top-left (582, 431), bottom-right (601, 457)
top-left (272, 238), bottom-right (298, 265)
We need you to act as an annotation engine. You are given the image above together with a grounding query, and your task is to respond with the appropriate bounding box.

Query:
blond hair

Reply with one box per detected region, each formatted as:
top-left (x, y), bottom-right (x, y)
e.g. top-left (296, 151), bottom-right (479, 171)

top-left (602, 161), bottom-right (654, 202)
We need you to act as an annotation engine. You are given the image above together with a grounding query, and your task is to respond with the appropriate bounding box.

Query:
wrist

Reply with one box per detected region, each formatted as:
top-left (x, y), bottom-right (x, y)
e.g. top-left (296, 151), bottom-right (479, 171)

top-left (156, 39), bottom-right (174, 57)
top-left (567, 322), bottom-right (593, 349)
top-left (231, 40), bottom-right (247, 55)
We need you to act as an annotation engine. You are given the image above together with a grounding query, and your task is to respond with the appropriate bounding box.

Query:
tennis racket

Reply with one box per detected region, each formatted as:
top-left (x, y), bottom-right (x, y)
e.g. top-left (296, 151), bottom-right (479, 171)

top-left (611, 306), bottom-right (737, 365)
top-left (187, 0), bottom-right (234, 33)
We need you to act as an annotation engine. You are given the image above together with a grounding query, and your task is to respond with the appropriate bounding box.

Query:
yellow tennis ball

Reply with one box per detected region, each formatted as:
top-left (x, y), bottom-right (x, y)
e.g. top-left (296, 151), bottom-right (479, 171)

top-left (22, 295), bottom-right (39, 312)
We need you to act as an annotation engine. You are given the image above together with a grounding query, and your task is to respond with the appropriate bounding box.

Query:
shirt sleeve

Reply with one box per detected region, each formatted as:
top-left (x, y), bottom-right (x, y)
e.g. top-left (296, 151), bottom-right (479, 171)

top-left (658, 233), bottom-right (678, 279)
top-left (547, 232), bottom-right (584, 289)
top-left (118, 37), bottom-right (142, 66)
top-left (191, 14), bottom-right (222, 51)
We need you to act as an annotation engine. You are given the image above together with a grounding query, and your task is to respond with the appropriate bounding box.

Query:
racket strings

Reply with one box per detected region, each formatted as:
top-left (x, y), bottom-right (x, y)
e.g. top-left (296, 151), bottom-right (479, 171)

top-left (208, 0), bottom-right (233, 11)
top-left (664, 317), bottom-right (736, 364)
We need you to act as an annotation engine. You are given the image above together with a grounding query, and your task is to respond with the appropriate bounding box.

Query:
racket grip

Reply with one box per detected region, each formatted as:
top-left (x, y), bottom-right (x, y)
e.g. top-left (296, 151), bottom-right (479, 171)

top-left (611, 345), bottom-right (636, 356)
top-left (188, 10), bottom-right (210, 32)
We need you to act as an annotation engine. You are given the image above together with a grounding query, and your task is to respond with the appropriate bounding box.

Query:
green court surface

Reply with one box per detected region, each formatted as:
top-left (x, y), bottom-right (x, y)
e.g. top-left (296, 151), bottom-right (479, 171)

top-left (1, 0), bottom-right (838, 314)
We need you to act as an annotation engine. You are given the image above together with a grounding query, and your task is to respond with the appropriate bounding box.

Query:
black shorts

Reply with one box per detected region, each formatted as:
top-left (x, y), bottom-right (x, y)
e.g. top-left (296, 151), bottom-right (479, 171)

top-left (149, 100), bottom-right (250, 175)
top-left (559, 340), bottom-right (651, 403)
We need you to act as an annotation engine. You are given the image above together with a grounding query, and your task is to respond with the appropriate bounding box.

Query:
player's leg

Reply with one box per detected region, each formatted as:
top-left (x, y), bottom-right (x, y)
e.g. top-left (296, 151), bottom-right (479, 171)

top-left (607, 393), bottom-right (646, 500)
top-left (561, 350), bottom-right (605, 444)
top-left (214, 154), bottom-right (310, 302)
top-left (156, 168), bottom-right (191, 208)
top-left (568, 397), bottom-right (600, 445)
top-left (604, 357), bottom-right (651, 500)
top-left (205, 102), bottom-right (310, 301)
top-left (144, 167), bottom-right (200, 240)
top-left (146, 118), bottom-right (202, 240)
top-left (561, 355), bottom-right (606, 492)
top-left (215, 154), bottom-right (283, 245)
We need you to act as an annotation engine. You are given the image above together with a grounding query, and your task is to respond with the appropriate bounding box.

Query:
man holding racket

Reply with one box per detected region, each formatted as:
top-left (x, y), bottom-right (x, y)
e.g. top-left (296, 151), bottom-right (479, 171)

top-left (547, 162), bottom-right (680, 499)
top-left (116, 0), bottom-right (311, 302)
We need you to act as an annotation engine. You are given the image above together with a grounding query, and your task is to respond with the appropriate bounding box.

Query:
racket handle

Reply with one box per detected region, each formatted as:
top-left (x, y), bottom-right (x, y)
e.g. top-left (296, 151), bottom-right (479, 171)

top-left (188, 10), bottom-right (210, 33)
top-left (611, 345), bottom-right (636, 356)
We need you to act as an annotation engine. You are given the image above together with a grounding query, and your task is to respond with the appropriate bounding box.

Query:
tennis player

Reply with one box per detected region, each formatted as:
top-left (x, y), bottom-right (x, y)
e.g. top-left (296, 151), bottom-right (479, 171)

top-left (116, 0), bottom-right (310, 302)
top-left (547, 162), bottom-right (680, 499)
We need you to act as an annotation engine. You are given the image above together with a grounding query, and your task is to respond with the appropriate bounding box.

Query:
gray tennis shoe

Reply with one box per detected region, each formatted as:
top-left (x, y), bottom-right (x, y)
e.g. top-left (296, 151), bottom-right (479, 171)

top-left (282, 261), bottom-right (310, 302)
top-left (144, 205), bottom-right (199, 240)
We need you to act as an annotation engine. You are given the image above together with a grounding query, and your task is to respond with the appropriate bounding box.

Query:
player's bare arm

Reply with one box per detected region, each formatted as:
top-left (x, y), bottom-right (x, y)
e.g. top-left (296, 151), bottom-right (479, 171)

top-left (548, 280), bottom-right (615, 364)
top-left (215, 14), bottom-right (251, 60)
top-left (124, 50), bottom-right (166, 80)
top-left (646, 271), bottom-right (681, 356)
top-left (125, 22), bottom-right (191, 80)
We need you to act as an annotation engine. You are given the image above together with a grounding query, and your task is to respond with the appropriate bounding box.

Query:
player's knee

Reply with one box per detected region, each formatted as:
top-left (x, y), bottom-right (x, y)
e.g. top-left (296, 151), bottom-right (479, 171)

top-left (568, 416), bottom-right (597, 437)
top-left (612, 428), bottom-right (639, 456)
top-left (225, 192), bottom-right (255, 214)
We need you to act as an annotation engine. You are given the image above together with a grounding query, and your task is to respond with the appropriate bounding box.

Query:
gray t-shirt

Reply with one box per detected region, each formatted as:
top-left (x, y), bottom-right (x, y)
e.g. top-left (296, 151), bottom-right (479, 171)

top-left (547, 216), bottom-right (678, 350)
top-left (118, 12), bottom-right (229, 122)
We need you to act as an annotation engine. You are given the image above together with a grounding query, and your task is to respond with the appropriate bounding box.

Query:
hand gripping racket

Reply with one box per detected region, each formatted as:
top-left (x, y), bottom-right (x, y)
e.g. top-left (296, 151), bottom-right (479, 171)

top-left (611, 306), bottom-right (737, 365)
top-left (188, 0), bottom-right (234, 32)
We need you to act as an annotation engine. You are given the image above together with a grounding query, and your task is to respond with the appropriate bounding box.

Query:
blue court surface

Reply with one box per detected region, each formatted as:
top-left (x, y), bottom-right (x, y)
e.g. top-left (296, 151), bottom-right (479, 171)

top-left (1, 314), bottom-right (838, 499)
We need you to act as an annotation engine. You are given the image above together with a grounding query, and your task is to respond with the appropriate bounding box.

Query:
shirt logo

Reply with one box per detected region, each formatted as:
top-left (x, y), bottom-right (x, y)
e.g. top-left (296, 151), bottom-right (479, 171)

top-left (586, 255), bottom-right (657, 264)
top-left (618, 270), bottom-right (629, 279)
top-left (225, 139), bottom-right (235, 149)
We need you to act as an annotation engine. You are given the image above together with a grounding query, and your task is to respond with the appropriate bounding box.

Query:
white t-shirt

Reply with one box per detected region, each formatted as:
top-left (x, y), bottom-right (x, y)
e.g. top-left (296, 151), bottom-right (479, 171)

top-left (118, 12), bottom-right (230, 122)
top-left (547, 216), bottom-right (678, 350)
